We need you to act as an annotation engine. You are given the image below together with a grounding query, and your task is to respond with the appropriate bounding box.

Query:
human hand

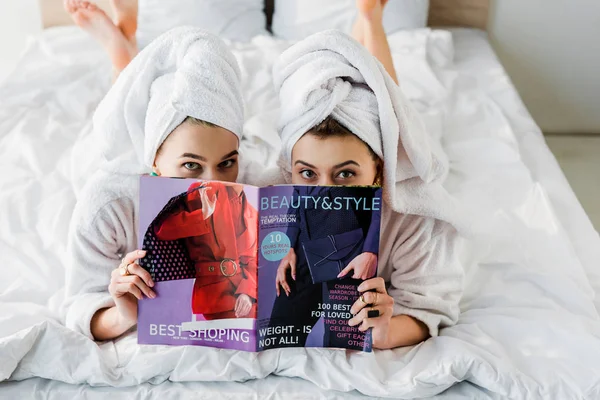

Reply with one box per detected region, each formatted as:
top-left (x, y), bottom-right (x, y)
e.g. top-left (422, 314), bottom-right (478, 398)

top-left (348, 277), bottom-right (394, 348)
top-left (275, 248), bottom-right (297, 297)
top-left (109, 250), bottom-right (155, 326)
top-left (234, 294), bottom-right (253, 318)
top-left (338, 252), bottom-right (378, 280)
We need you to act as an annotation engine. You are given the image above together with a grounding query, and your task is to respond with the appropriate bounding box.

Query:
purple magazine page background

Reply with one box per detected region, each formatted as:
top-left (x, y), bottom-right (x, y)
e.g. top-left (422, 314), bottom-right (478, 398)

top-left (256, 186), bottom-right (326, 349)
top-left (137, 176), bottom-right (259, 351)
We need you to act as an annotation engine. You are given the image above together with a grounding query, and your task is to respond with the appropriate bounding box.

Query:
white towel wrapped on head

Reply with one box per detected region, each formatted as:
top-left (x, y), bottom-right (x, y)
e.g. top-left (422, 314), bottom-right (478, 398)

top-left (64, 28), bottom-right (245, 339)
top-left (273, 30), bottom-right (469, 233)
top-left (94, 26), bottom-right (245, 175)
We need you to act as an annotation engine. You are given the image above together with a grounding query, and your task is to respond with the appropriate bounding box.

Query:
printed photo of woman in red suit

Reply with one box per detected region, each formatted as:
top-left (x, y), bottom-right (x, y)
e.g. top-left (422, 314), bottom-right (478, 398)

top-left (153, 181), bottom-right (258, 320)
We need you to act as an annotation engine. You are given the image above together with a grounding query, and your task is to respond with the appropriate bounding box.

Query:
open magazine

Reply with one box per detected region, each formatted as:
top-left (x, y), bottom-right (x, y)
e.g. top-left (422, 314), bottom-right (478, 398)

top-left (137, 176), bottom-right (382, 352)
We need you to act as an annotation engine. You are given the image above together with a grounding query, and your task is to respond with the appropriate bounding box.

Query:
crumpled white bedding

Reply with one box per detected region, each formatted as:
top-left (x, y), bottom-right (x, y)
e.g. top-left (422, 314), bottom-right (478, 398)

top-left (1, 27), bottom-right (599, 399)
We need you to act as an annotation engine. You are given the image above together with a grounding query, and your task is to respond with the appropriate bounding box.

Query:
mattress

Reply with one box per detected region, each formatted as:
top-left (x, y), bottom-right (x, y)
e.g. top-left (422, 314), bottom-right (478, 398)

top-left (0, 27), bottom-right (599, 399)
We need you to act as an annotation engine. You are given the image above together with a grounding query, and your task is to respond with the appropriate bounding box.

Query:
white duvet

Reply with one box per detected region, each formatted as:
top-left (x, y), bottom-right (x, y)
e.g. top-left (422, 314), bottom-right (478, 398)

top-left (1, 27), bottom-right (599, 399)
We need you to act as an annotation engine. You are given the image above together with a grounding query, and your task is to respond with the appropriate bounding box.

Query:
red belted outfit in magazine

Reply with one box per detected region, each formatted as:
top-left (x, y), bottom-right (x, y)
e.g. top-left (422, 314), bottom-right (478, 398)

top-left (153, 181), bottom-right (258, 320)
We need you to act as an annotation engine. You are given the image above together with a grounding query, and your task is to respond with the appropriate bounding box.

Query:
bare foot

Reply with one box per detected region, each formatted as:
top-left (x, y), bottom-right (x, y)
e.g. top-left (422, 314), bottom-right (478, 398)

top-left (64, 0), bottom-right (135, 71)
top-left (356, 0), bottom-right (387, 23)
top-left (109, 0), bottom-right (138, 42)
top-left (352, 0), bottom-right (388, 43)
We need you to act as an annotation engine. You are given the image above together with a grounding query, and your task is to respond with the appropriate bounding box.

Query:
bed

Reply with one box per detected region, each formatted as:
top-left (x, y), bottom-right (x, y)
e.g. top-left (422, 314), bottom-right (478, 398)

top-left (1, 1), bottom-right (599, 399)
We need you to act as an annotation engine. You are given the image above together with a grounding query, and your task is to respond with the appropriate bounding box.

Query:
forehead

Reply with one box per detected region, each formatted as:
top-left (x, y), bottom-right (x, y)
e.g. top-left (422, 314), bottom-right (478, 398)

top-left (292, 133), bottom-right (372, 163)
top-left (165, 123), bottom-right (238, 153)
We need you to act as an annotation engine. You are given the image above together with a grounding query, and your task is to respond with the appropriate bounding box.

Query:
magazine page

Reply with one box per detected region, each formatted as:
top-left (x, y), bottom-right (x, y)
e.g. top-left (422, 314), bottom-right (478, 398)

top-left (137, 176), bottom-right (259, 351)
top-left (256, 185), bottom-right (382, 352)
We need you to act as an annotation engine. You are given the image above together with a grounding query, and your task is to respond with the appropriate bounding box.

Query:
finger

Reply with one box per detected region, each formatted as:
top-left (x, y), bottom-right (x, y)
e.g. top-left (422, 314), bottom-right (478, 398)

top-left (349, 306), bottom-right (385, 329)
top-left (116, 282), bottom-right (143, 300)
top-left (348, 306), bottom-right (380, 327)
top-left (353, 269), bottom-right (367, 280)
top-left (121, 275), bottom-right (156, 299)
top-left (351, 292), bottom-right (393, 315)
top-left (122, 249), bottom-right (147, 267)
top-left (290, 252), bottom-right (297, 280)
top-left (282, 279), bottom-right (291, 296)
top-left (358, 316), bottom-right (377, 332)
top-left (348, 308), bottom-right (366, 327)
top-left (350, 297), bottom-right (368, 316)
top-left (276, 269), bottom-right (290, 296)
top-left (111, 267), bottom-right (122, 279)
top-left (125, 262), bottom-right (154, 287)
top-left (350, 291), bottom-right (376, 315)
top-left (275, 278), bottom-right (281, 297)
top-left (337, 264), bottom-right (353, 278)
top-left (358, 277), bottom-right (386, 293)
top-left (279, 270), bottom-right (291, 295)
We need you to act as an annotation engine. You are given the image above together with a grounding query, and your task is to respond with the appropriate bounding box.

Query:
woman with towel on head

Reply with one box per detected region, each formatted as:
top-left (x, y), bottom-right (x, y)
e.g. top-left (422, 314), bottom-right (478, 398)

top-left (63, 27), bottom-right (254, 341)
top-left (268, 23), bottom-right (466, 348)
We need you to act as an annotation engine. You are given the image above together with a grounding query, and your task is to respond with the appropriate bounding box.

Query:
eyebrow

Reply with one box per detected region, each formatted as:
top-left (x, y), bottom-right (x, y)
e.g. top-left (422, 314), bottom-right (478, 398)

top-left (180, 150), bottom-right (238, 162)
top-left (220, 150), bottom-right (239, 160)
top-left (333, 160), bottom-right (360, 169)
top-left (181, 153), bottom-right (206, 161)
top-left (294, 160), bottom-right (360, 169)
top-left (295, 160), bottom-right (316, 168)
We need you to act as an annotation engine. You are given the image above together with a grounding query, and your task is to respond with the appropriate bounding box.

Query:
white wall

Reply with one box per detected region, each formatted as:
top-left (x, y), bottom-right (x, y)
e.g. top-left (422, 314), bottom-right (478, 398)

top-left (488, 0), bottom-right (600, 134)
top-left (0, 0), bottom-right (43, 82)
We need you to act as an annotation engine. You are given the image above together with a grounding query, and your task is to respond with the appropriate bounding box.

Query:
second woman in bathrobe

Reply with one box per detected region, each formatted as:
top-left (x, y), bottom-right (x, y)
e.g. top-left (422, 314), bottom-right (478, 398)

top-left (268, 30), bottom-right (466, 350)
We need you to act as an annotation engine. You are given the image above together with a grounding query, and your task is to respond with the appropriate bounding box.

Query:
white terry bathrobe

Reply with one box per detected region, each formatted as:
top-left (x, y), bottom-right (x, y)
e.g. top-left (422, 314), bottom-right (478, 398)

top-left (269, 30), bottom-right (467, 336)
top-left (62, 27), bottom-right (245, 339)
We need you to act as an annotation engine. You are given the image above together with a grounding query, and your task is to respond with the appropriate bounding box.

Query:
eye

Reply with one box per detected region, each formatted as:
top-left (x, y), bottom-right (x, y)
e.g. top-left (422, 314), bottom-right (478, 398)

top-left (300, 170), bottom-right (316, 180)
top-left (183, 162), bottom-right (201, 171)
top-left (336, 170), bottom-right (356, 180)
top-left (218, 159), bottom-right (237, 169)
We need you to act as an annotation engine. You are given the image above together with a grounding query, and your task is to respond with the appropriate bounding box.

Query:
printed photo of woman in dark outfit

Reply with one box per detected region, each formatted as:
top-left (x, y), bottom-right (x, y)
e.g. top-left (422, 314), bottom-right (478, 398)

top-left (152, 181), bottom-right (258, 320)
top-left (268, 185), bottom-right (381, 348)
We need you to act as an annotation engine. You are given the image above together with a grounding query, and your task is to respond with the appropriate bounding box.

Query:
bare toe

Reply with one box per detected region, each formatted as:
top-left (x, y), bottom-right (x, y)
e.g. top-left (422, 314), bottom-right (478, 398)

top-left (357, 0), bottom-right (378, 15)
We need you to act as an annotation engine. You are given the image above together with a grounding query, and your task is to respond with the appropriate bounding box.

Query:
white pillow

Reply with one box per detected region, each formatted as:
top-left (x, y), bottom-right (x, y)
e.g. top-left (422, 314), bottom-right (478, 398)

top-left (272, 0), bottom-right (429, 40)
top-left (137, 0), bottom-right (267, 48)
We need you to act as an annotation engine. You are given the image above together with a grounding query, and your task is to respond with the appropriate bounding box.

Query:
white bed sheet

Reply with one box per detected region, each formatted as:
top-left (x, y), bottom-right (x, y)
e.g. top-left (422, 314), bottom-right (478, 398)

top-left (0, 27), bottom-right (599, 399)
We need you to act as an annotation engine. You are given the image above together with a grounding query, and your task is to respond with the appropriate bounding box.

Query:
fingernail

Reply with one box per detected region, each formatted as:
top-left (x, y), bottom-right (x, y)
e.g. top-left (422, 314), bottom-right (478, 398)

top-left (292, 274), bottom-right (296, 280)
top-left (149, 291), bottom-right (156, 298)
top-left (149, 281), bottom-right (154, 287)
top-left (138, 250), bottom-right (146, 255)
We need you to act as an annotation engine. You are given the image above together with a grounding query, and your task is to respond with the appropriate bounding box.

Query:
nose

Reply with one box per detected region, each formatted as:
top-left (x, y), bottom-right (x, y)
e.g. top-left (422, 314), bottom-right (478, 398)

top-left (318, 177), bottom-right (336, 186)
top-left (202, 168), bottom-right (217, 181)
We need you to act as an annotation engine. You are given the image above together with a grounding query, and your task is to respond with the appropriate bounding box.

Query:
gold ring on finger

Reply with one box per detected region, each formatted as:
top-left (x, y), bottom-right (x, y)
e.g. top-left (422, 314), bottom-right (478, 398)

top-left (360, 294), bottom-right (367, 304)
top-left (120, 263), bottom-right (131, 276)
top-left (373, 292), bottom-right (378, 306)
